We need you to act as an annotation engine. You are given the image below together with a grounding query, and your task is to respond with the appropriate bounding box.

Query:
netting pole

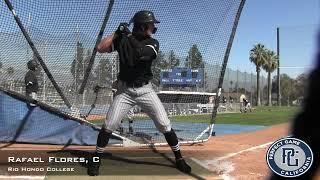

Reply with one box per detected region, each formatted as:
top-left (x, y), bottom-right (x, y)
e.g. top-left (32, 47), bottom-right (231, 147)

top-left (211, 0), bottom-right (246, 124)
top-left (227, 68), bottom-right (230, 100)
top-left (78, 0), bottom-right (115, 94)
top-left (4, 0), bottom-right (72, 108)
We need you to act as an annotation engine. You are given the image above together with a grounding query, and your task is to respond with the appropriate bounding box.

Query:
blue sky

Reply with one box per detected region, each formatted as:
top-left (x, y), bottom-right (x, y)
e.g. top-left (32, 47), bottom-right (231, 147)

top-left (0, 0), bottom-right (319, 80)
top-left (1, 0), bottom-right (241, 78)
top-left (228, 0), bottom-right (319, 78)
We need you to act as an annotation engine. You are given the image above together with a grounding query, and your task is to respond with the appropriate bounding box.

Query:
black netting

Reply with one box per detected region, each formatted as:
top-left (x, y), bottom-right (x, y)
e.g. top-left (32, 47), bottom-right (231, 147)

top-left (0, 0), bottom-right (244, 145)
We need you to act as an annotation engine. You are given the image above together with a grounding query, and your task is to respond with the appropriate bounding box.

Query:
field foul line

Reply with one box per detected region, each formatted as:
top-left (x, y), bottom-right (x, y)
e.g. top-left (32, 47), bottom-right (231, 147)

top-left (191, 141), bottom-right (274, 180)
top-left (191, 141), bottom-right (274, 170)
top-left (212, 141), bottom-right (274, 162)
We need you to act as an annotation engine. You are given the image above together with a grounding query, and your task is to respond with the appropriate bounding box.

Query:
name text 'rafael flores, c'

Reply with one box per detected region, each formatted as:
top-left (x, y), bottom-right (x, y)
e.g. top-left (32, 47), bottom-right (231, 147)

top-left (8, 157), bottom-right (100, 163)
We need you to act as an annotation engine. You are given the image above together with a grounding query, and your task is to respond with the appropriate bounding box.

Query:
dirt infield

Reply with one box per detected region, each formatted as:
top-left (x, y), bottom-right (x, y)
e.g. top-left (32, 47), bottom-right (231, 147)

top-left (187, 123), bottom-right (290, 179)
top-left (1, 123), bottom-right (319, 179)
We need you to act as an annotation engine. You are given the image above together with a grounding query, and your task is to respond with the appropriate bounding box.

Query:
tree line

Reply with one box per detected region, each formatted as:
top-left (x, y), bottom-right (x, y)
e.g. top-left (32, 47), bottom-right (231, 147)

top-left (152, 44), bottom-right (207, 89)
top-left (249, 43), bottom-right (308, 106)
top-left (70, 43), bottom-right (206, 90)
top-left (0, 42), bottom-right (206, 93)
top-left (0, 42), bottom-right (309, 107)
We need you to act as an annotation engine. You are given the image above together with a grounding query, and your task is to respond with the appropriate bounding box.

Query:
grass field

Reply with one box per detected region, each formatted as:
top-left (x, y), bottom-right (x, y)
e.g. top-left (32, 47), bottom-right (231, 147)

top-left (90, 106), bottom-right (299, 126)
top-left (173, 106), bottom-right (299, 126)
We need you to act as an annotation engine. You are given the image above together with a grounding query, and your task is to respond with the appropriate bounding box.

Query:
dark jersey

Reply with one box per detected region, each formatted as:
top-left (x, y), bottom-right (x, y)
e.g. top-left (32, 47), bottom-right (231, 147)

top-left (25, 70), bottom-right (39, 95)
top-left (112, 34), bottom-right (159, 83)
top-left (243, 99), bottom-right (249, 106)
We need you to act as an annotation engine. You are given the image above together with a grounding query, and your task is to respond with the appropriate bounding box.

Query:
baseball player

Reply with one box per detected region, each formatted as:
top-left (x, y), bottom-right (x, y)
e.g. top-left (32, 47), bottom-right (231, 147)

top-left (242, 98), bottom-right (251, 113)
top-left (87, 10), bottom-right (191, 176)
top-left (239, 94), bottom-right (246, 113)
top-left (125, 106), bottom-right (135, 134)
top-left (117, 107), bottom-right (135, 134)
top-left (112, 79), bottom-right (135, 134)
top-left (24, 60), bottom-right (39, 103)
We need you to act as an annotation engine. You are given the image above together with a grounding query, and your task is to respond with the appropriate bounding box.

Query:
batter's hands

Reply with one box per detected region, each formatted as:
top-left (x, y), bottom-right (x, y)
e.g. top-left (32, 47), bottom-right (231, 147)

top-left (115, 23), bottom-right (131, 36)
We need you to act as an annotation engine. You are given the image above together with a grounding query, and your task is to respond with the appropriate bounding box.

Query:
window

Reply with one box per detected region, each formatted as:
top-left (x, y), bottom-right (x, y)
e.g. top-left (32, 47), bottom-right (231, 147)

top-left (181, 71), bottom-right (187, 77)
top-left (192, 72), bottom-right (198, 78)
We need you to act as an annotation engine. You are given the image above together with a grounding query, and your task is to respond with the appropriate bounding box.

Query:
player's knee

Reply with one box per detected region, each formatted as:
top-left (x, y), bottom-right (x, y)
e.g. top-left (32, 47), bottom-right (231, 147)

top-left (158, 124), bottom-right (172, 134)
top-left (152, 115), bottom-right (171, 133)
top-left (104, 116), bottom-right (121, 132)
top-left (163, 128), bottom-right (173, 135)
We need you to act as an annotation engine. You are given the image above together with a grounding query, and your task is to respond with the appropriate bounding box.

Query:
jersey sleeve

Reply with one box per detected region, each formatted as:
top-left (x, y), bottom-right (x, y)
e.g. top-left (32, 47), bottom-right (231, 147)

top-left (137, 38), bottom-right (159, 60)
top-left (111, 35), bottom-right (121, 52)
top-left (146, 38), bottom-right (159, 57)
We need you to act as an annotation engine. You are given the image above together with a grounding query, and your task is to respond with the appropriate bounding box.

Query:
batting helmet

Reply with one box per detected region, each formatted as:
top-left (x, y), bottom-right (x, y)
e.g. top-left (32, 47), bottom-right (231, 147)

top-left (131, 10), bottom-right (160, 24)
top-left (27, 60), bottom-right (38, 70)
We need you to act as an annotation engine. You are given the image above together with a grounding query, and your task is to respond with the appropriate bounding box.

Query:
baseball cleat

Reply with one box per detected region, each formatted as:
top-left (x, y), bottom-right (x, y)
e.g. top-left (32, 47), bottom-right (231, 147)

top-left (87, 156), bottom-right (101, 176)
top-left (176, 158), bottom-right (191, 173)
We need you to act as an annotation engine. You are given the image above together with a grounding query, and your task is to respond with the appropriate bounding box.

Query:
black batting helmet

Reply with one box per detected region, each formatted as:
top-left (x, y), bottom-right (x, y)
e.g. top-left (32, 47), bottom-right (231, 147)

top-left (27, 60), bottom-right (38, 70)
top-left (131, 10), bottom-right (160, 24)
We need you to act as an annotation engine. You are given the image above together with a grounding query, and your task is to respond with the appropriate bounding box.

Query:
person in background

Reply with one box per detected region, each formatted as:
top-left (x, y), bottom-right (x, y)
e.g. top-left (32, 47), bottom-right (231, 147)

top-left (242, 98), bottom-right (251, 113)
top-left (24, 60), bottom-right (39, 101)
top-left (229, 96), bottom-right (234, 103)
top-left (222, 96), bottom-right (227, 103)
top-left (239, 94), bottom-right (246, 113)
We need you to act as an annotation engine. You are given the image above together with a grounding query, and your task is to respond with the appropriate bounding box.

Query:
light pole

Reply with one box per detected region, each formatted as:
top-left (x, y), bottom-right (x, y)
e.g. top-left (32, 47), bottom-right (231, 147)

top-left (203, 62), bottom-right (205, 92)
top-left (250, 72), bottom-right (253, 105)
top-left (277, 27), bottom-right (281, 106)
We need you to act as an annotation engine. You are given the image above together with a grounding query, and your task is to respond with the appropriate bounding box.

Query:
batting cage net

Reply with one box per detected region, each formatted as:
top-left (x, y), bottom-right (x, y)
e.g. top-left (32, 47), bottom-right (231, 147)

top-left (0, 0), bottom-right (245, 146)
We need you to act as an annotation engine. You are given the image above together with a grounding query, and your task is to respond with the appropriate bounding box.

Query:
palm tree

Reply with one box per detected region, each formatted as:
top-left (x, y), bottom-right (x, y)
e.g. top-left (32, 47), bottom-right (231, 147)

top-left (263, 50), bottom-right (278, 106)
top-left (250, 44), bottom-right (267, 106)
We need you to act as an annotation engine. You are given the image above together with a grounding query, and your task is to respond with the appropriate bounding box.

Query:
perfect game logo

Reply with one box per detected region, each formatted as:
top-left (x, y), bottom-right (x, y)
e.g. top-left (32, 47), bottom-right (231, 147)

top-left (266, 137), bottom-right (313, 178)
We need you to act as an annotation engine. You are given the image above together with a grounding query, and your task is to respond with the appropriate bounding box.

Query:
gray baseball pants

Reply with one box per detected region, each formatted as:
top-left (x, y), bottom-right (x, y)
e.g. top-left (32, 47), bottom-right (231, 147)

top-left (103, 80), bottom-right (172, 133)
